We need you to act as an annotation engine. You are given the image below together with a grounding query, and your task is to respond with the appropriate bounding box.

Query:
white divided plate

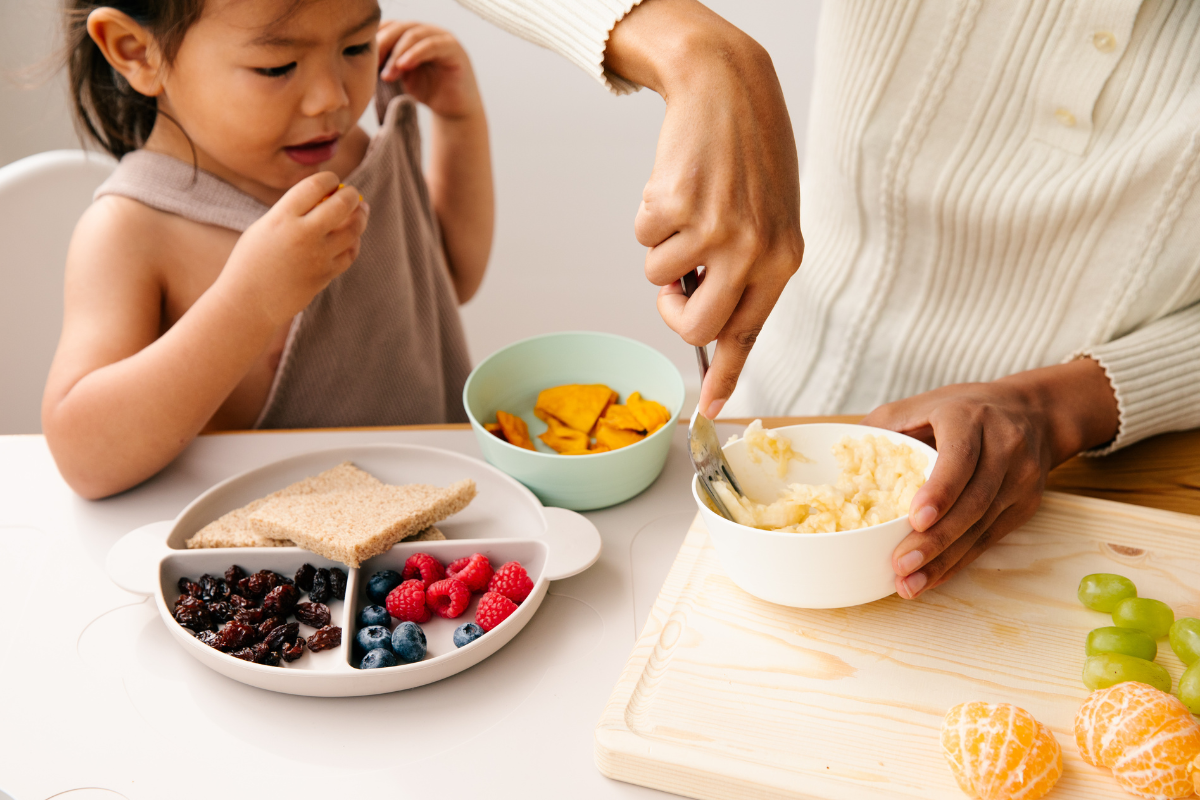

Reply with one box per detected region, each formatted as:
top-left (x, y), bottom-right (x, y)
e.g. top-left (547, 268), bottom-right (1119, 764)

top-left (105, 444), bottom-right (602, 696)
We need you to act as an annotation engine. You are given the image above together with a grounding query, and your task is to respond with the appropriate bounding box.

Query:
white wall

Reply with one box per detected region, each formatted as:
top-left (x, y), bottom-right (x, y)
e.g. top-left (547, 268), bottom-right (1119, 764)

top-left (0, 1), bottom-right (820, 430)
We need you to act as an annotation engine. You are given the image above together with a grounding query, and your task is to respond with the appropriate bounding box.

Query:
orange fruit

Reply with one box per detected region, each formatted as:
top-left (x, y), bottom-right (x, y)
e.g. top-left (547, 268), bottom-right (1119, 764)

top-left (941, 701), bottom-right (1063, 800)
top-left (1075, 681), bottom-right (1200, 799)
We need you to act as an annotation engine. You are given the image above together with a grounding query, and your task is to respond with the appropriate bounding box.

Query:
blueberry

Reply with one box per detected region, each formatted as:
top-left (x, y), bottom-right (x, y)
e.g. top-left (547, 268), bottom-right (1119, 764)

top-left (360, 648), bottom-right (397, 669)
top-left (366, 569), bottom-right (404, 604)
top-left (356, 625), bottom-right (393, 653)
top-left (453, 622), bottom-right (485, 648)
top-left (358, 604), bottom-right (391, 628)
top-left (391, 621), bottom-right (427, 663)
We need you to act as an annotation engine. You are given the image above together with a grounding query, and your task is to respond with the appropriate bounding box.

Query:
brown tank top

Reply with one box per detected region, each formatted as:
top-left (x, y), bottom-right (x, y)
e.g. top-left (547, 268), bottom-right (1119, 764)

top-left (93, 82), bottom-right (472, 428)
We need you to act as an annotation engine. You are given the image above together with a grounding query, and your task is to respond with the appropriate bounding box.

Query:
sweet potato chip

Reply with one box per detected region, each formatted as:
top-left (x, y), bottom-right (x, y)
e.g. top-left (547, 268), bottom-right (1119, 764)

top-left (484, 422), bottom-right (505, 440)
top-left (594, 418), bottom-right (646, 450)
top-left (538, 416), bottom-right (590, 454)
top-left (627, 392), bottom-right (671, 433)
top-left (496, 410), bottom-right (535, 451)
top-left (535, 384), bottom-right (616, 434)
top-left (600, 403), bottom-right (645, 432)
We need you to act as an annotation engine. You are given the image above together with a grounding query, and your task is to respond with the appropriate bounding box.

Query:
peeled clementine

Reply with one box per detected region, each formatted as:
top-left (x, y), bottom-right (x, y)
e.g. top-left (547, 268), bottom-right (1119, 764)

top-left (1075, 681), bottom-right (1200, 799)
top-left (941, 701), bottom-right (1063, 800)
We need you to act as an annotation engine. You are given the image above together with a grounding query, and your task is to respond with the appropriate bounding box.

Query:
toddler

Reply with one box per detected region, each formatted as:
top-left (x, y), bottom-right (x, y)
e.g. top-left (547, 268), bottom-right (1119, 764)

top-left (43, 0), bottom-right (493, 498)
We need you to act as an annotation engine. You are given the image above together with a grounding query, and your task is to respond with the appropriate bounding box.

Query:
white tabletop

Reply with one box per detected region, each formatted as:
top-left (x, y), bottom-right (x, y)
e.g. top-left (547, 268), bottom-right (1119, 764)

top-left (0, 423), bottom-right (741, 800)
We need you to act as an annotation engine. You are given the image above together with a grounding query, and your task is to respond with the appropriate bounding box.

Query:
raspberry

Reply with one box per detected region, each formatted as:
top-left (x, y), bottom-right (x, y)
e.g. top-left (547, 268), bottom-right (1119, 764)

top-left (402, 553), bottom-right (446, 588)
top-left (446, 553), bottom-right (494, 593)
top-left (385, 579), bottom-right (431, 623)
top-left (426, 578), bottom-right (471, 619)
top-left (488, 561), bottom-right (533, 604)
top-left (476, 591), bottom-right (518, 632)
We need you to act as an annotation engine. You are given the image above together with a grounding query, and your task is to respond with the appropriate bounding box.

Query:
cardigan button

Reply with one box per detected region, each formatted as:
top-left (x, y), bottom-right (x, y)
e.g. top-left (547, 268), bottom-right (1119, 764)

top-left (1055, 108), bottom-right (1077, 128)
top-left (1093, 31), bottom-right (1117, 53)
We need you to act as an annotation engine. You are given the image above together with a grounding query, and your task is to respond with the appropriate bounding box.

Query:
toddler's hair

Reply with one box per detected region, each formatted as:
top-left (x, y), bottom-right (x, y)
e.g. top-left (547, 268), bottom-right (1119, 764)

top-left (64, 0), bottom-right (204, 159)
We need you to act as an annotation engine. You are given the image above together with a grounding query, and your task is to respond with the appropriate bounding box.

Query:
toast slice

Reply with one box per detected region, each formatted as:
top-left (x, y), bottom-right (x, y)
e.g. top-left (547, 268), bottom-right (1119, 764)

top-left (185, 462), bottom-right (381, 549)
top-left (248, 478), bottom-right (476, 567)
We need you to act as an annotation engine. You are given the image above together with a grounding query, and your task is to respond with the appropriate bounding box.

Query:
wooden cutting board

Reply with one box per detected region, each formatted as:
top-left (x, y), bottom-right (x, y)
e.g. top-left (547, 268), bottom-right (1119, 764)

top-left (595, 491), bottom-right (1200, 800)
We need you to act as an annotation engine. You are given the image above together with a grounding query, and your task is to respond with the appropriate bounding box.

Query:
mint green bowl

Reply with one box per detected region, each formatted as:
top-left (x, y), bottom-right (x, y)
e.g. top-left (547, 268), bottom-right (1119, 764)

top-left (463, 332), bottom-right (685, 510)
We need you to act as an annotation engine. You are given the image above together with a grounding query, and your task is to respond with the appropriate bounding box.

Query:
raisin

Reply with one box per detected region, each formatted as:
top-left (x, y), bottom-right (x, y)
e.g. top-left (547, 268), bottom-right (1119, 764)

top-left (294, 563), bottom-right (316, 592)
top-left (213, 620), bottom-right (255, 652)
top-left (233, 607), bottom-right (264, 626)
top-left (250, 641), bottom-right (281, 666)
top-left (230, 648), bottom-right (256, 662)
top-left (262, 584), bottom-right (299, 617)
top-left (178, 577), bottom-right (203, 598)
top-left (281, 638), bottom-right (306, 662)
top-left (309, 568), bottom-right (332, 603)
top-left (264, 621), bottom-right (299, 652)
top-left (307, 625), bottom-right (341, 652)
top-left (225, 565), bottom-right (246, 586)
top-left (244, 570), bottom-right (278, 597)
top-left (276, 572), bottom-right (294, 586)
top-left (257, 616), bottom-right (287, 640)
top-left (173, 596), bottom-right (214, 632)
top-left (329, 568), bottom-right (347, 600)
top-left (195, 629), bottom-right (220, 648)
top-left (198, 574), bottom-right (230, 602)
top-left (228, 593), bottom-right (255, 610)
top-left (207, 601), bottom-right (234, 623)
top-left (293, 602), bottom-right (331, 628)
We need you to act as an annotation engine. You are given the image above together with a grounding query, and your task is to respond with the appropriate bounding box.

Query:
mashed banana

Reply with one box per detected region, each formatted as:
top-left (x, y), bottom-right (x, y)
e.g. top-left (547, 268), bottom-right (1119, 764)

top-left (713, 424), bottom-right (927, 533)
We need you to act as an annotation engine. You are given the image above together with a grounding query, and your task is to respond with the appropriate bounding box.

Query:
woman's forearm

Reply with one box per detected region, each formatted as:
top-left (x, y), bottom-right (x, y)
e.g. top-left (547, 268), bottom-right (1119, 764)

top-left (43, 280), bottom-right (279, 498)
top-left (429, 109), bottom-right (493, 303)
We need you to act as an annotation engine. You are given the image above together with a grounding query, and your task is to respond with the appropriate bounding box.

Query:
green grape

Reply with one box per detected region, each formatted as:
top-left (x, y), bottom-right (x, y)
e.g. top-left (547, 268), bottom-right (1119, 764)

top-left (1170, 618), bottom-right (1200, 664)
top-left (1179, 661), bottom-right (1200, 714)
top-left (1082, 653), bottom-right (1171, 694)
top-left (1112, 597), bottom-right (1175, 640)
top-left (1077, 573), bottom-right (1137, 612)
top-left (1086, 626), bottom-right (1157, 661)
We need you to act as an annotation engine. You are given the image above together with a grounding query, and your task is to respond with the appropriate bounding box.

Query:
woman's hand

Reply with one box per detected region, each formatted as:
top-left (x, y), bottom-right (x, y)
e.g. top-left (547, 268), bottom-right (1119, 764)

top-left (604, 0), bottom-right (803, 418)
top-left (377, 21), bottom-right (483, 121)
top-left (860, 359), bottom-right (1120, 599)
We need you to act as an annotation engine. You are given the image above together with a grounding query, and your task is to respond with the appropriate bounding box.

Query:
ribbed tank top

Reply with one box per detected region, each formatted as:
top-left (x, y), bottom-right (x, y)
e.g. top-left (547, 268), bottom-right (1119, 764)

top-left (92, 83), bottom-right (472, 429)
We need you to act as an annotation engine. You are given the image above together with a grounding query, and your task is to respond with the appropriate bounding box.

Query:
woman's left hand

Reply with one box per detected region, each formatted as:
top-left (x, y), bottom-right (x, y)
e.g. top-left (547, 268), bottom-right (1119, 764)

top-left (860, 358), bottom-right (1120, 599)
top-left (377, 21), bottom-right (483, 120)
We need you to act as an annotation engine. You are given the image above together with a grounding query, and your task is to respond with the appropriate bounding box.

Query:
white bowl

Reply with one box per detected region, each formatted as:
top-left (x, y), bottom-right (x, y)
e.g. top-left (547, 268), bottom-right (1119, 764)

top-left (692, 423), bottom-right (938, 608)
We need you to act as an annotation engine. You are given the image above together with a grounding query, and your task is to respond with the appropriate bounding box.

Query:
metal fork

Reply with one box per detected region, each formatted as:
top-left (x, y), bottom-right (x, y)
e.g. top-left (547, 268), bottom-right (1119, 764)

top-left (680, 269), bottom-right (745, 521)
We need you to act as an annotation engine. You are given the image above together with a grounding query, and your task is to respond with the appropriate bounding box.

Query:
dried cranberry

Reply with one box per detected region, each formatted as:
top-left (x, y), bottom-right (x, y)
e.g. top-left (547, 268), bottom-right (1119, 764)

top-left (281, 638), bottom-right (306, 662)
top-left (294, 563), bottom-right (316, 592)
top-left (177, 577), bottom-right (202, 598)
top-left (309, 568), bottom-right (332, 604)
top-left (262, 584), bottom-right (299, 617)
top-left (228, 593), bottom-right (255, 610)
top-left (329, 568), bottom-right (347, 600)
top-left (198, 574), bottom-right (230, 602)
top-left (230, 648), bottom-right (256, 662)
top-left (306, 625), bottom-right (341, 652)
top-left (225, 564), bottom-right (246, 586)
top-left (264, 622), bottom-right (299, 652)
top-left (293, 602), bottom-right (331, 628)
top-left (213, 621), bottom-right (255, 652)
top-left (233, 607), bottom-right (264, 626)
top-left (195, 629), bottom-right (219, 648)
top-left (207, 601), bottom-right (233, 623)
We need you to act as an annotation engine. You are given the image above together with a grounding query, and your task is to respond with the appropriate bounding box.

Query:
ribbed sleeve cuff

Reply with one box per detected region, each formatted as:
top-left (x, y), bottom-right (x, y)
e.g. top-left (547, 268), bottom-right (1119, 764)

top-left (455, 0), bottom-right (644, 95)
top-left (1073, 303), bottom-right (1200, 456)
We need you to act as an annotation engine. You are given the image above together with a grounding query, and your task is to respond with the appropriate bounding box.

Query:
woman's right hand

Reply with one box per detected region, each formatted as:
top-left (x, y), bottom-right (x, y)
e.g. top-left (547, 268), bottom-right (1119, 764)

top-left (222, 172), bottom-right (369, 325)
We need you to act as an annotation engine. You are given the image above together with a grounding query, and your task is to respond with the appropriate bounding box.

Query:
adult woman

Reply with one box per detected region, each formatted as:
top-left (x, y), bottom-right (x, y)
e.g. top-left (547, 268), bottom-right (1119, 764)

top-left (460, 0), bottom-right (1200, 599)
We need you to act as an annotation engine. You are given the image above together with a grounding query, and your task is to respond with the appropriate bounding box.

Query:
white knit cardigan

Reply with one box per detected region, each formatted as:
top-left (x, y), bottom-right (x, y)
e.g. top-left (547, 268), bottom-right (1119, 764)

top-left (460, 0), bottom-right (1200, 454)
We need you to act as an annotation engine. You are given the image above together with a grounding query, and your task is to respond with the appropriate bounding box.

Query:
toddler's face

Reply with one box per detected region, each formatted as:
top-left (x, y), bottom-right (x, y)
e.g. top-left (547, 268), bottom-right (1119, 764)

top-left (160, 0), bottom-right (381, 190)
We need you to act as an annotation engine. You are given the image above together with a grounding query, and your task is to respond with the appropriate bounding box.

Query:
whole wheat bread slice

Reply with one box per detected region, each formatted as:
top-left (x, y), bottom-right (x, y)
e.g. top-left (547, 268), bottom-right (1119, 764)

top-left (185, 462), bottom-right (380, 549)
top-left (248, 479), bottom-right (476, 567)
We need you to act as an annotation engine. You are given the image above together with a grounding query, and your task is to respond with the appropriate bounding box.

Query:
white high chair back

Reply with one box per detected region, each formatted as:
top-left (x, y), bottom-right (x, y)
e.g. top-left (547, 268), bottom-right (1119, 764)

top-left (0, 149), bottom-right (115, 434)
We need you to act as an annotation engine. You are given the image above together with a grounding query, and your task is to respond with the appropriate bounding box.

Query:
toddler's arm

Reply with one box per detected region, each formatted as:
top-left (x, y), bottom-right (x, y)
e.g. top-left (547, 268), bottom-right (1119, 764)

top-left (378, 22), bottom-right (493, 303)
top-left (42, 174), bottom-right (368, 499)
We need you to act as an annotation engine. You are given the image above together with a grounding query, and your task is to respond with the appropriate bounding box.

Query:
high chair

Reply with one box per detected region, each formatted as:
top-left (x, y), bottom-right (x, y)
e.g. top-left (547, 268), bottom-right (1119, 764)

top-left (0, 149), bottom-right (115, 434)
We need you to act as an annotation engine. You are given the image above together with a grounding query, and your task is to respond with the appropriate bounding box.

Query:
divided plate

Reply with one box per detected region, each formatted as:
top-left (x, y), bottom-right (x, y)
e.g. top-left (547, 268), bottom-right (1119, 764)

top-left (106, 444), bottom-right (601, 697)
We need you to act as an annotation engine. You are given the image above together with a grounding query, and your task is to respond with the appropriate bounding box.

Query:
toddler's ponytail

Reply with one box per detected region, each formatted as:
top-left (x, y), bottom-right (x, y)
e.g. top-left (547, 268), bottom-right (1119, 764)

top-left (63, 1), bottom-right (203, 159)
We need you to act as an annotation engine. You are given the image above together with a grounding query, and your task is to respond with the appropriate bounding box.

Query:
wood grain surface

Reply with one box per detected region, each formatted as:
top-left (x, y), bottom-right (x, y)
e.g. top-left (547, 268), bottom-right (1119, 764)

top-left (596, 492), bottom-right (1200, 800)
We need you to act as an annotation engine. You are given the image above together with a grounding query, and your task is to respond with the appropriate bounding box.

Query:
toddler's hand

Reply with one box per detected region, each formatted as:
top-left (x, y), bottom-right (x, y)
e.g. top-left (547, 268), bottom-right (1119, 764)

top-left (222, 173), bottom-right (369, 326)
top-left (377, 21), bottom-right (483, 120)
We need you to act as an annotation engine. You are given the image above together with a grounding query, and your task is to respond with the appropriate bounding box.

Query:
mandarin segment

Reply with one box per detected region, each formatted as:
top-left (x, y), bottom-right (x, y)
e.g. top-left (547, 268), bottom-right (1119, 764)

top-left (1074, 681), bottom-right (1200, 799)
top-left (941, 701), bottom-right (1062, 800)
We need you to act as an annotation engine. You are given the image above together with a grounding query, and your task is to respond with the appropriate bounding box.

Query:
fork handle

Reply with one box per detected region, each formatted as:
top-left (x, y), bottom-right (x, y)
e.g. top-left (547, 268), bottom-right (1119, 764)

top-left (679, 269), bottom-right (710, 380)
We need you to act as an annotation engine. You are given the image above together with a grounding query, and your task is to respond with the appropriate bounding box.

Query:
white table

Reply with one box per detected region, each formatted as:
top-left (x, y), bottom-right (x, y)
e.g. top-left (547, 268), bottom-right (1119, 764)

top-left (0, 423), bottom-right (737, 800)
